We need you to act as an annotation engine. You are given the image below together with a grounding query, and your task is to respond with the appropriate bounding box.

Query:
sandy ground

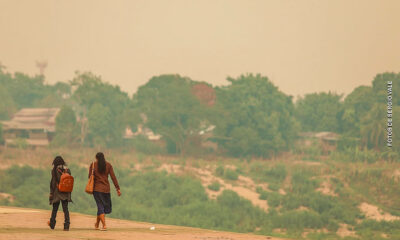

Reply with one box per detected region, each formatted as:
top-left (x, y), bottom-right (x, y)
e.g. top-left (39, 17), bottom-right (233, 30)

top-left (0, 206), bottom-right (288, 240)
top-left (316, 180), bottom-right (337, 197)
top-left (359, 202), bottom-right (400, 221)
top-left (158, 164), bottom-right (270, 212)
top-left (336, 223), bottom-right (357, 238)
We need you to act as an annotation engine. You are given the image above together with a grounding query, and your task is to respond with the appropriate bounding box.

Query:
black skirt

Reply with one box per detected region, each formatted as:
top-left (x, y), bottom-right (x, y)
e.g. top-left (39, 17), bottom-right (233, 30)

top-left (93, 191), bottom-right (112, 215)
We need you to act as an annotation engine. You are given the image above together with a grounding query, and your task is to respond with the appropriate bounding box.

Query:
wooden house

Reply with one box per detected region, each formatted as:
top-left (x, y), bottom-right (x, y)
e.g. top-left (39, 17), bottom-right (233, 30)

top-left (1, 108), bottom-right (60, 147)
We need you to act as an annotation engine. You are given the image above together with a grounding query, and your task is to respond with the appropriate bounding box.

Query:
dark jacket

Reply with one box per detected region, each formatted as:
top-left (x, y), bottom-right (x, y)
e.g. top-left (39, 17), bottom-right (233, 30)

top-left (49, 165), bottom-right (72, 205)
top-left (89, 161), bottom-right (120, 193)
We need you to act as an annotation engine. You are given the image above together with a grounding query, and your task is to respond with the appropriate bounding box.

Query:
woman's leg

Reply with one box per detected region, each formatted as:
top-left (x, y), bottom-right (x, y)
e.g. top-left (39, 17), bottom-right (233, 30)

top-left (49, 201), bottom-right (60, 229)
top-left (61, 200), bottom-right (70, 230)
top-left (95, 215), bottom-right (100, 229)
top-left (99, 213), bottom-right (106, 230)
top-left (100, 192), bottom-right (111, 230)
top-left (93, 192), bottom-right (105, 230)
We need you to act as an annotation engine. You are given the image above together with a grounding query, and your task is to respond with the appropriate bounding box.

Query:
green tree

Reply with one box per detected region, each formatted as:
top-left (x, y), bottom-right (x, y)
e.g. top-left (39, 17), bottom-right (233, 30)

top-left (0, 84), bottom-right (16, 120)
top-left (360, 103), bottom-right (386, 150)
top-left (0, 68), bottom-right (69, 110)
top-left (0, 123), bottom-right (3, 145)
top-left (71, 72), bottom-right (130, 146)
top-left (0, 71), bottom-right (50, 108)
top-left (87, 103), bottom-right (113, 147)
top-left (295, 92), bottom-right (342, 132)
top-left (132, 74), bottom-right (206, 154)
top-left (360, 104), bottom-right (399, 150)
top-left (52, 105), bottom-right (79, 146)
top-left (340, 73), bottom-right (400, 151)
top-left (214, 74), bottom-right (298, 157)
top-left (338, 86), bottom-right (374, 136)
top-left (372, 72), bottom-right (400, 105)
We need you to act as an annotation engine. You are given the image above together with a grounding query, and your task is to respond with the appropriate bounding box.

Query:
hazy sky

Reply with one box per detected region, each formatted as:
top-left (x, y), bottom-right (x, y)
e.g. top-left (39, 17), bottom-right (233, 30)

top-left (0, 0), bottom-right (399, 97)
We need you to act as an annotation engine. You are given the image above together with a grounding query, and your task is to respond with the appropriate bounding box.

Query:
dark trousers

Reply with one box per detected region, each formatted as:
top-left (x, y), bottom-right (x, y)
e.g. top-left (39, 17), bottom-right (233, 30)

top-left (93, 191), bottom-right (112, 215)
top-left (50, 200), bottom-right (70, 229)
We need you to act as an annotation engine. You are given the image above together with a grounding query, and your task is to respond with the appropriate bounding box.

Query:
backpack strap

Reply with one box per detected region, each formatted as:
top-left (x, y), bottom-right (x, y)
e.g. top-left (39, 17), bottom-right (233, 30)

top-left (91, 162), bottom-right (95, 175)
top-left (57, 165), bottom-right (68, 174)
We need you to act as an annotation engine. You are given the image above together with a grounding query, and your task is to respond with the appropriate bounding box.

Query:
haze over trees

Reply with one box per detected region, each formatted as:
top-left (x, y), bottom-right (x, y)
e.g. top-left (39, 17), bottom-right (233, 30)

top-left (295, 92), bottom-right (342, 132)
top-left (70, 72), bottom-right (130, 147)
top-left (0, 67), bottom-right (398, 156)
top-left (214, 74), bottom-right (298, 157)
top-left (130, 74), bottom-right (208, 154)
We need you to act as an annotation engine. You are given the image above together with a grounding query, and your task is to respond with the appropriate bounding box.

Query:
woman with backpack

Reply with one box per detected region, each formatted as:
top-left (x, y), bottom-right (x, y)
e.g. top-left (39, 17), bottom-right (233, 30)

top-left (89, 152), bottom-right (121, 231)
top-left (48, 156), bottom-right (73, 231)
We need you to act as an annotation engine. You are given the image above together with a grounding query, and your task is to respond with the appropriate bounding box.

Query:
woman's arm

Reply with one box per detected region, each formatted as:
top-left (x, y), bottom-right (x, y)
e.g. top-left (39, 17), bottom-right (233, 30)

top-left (109, 165), bottom-right (120, 191)
top-left (50, 180), bottom-right (54, 194)
top-left (49, 171), bottom-right (55, 200)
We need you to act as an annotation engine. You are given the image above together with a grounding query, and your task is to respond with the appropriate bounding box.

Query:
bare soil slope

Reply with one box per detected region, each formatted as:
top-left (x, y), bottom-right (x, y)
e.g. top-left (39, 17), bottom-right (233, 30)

top-left (0, 206), bottom-right (288, 240)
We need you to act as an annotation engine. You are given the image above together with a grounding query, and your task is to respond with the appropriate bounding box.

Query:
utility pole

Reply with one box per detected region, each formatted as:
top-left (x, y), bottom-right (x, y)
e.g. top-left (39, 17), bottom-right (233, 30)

top-left (35, 60), bottom-right (47, 76)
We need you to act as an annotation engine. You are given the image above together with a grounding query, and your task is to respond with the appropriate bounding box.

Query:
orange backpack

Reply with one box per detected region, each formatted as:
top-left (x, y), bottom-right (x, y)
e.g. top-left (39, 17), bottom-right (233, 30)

top-left (58, 168), bottom-right (74, 193)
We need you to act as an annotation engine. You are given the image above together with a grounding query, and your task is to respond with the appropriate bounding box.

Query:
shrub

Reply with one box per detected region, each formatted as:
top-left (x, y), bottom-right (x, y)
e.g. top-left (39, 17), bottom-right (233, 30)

top-left (250, 163), bottom-right (287, 189)
top-left (272, 210), bottom-right (325, 230)
top-left (208, 181), bottom-right (221, 191)
top-left (215, 166), bottom-right (224, 177)
top-left (224, 169), bottom-right (239, 181)
top-left (259, 190), bottom-right (268, 200)
top-left (9, 138), bottom-right (29, 149)
top-left (0, 166), bottom-right (269, 234)
top-left (267, 192), bottom-right (281, 208)
top-left (129, 135), bottom-right (165, 155)
top-left (0, 123), bottom-right (3, 145)
top-left (258, 190), bottom-right (281, 208)
top-left (337, 136), bottom-right (359, 151)
top-left (268, 182), bottom-right (280, 191)
top-left (264, 164), bottom-right (287, 183)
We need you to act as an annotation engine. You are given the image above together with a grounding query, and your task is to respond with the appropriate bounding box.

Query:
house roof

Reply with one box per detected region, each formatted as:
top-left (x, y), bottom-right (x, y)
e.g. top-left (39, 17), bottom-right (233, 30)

top-left (299, 131), bottom-right (339, 141)
top-left (5, 138), bottom-right (50, 146)
top-left (124, 125), bottom-right (161, 140)
top-left (2, 108), bottom-right (60, 132)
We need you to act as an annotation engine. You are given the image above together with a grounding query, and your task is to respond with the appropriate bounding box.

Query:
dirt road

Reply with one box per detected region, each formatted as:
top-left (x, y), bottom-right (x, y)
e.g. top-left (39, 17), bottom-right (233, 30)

top-left (0, 206), bottom-right (288, 240)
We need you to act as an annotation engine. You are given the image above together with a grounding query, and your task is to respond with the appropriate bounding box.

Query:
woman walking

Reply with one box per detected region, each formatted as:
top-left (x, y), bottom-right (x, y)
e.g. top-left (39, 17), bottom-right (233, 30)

top-left (48, 156), bottom-right (72, 231)
top-left (89, 152), bottom-right (121, 231)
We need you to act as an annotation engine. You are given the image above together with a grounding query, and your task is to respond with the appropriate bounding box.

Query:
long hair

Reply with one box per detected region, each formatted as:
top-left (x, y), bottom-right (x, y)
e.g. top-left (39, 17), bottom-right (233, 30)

top-left (96, 152), bottom-right (106, 174)
top-left (52, 156), bottom-right (65, 180)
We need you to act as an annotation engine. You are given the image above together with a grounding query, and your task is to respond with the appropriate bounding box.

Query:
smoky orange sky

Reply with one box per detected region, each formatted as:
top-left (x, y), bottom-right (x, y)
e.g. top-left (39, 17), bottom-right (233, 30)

top-left (0, 0), bottom-right (399, 97)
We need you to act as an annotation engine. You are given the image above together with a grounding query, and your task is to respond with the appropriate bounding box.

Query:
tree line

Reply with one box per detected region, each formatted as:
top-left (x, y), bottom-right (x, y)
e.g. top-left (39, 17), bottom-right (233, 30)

top-left (0, 68), bottom-right (398, 156)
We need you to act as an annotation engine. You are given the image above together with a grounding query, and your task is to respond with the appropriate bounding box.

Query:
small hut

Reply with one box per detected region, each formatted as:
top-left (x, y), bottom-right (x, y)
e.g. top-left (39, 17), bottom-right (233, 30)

top-left (1, 108), bottom-right (60, 147)
top-left (298, 131), bottom-right (339, 154)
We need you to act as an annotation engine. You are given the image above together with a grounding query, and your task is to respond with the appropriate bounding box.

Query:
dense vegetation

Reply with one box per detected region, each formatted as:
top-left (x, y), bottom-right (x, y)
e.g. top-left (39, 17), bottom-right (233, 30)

top-left (0, 68), bottom-right (398, 156)
top-left (0, 165), bottom-right (267, 233)
top-left (1, 158), bottom-right (400, 239)
top-left (0, 66), bottom-right (398, 239)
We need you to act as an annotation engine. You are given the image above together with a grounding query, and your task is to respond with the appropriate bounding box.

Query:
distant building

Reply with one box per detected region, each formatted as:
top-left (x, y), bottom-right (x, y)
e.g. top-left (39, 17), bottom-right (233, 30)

top-left (298, 131), bottom-right (339, 154)
top-left (124, 124), bottom-right (161, 141)
top-left (198, 125), bottom-right (218, 152)
top-left (1, 108), bottom-right (60, 147)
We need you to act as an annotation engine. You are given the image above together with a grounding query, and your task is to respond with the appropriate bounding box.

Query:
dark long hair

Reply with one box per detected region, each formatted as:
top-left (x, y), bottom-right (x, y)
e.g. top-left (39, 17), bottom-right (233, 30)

top-left (52, 156), bottom-right (65, 180)
top-left (96, 152), bottom-right (106, 174)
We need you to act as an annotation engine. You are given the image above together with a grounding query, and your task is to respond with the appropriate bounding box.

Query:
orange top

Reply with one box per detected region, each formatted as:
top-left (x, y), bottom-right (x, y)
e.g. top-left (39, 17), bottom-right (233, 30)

top-left (89, 161), bottom-right (120, 193)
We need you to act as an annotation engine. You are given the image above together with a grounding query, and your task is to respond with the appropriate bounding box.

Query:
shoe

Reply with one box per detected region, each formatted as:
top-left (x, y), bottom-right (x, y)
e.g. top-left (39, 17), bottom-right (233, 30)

top-left (48, 220), bottom-right (56, 229)
top-left (64, 223), bottom-right (70, 231)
